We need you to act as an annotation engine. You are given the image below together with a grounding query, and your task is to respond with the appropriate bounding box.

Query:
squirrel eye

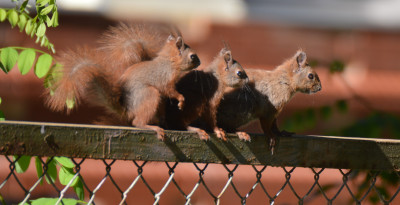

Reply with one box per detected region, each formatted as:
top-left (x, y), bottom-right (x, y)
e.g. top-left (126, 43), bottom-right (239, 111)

top-left (308, 73), bottom-right (314, 80)
top-left (236, 70), bottom-right (247, 79)
top-left (190, 54), bottom-right (200, 65)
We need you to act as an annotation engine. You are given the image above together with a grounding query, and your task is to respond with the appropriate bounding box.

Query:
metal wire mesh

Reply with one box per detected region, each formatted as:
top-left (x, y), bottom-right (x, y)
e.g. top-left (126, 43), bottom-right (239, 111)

top-left (1, 155), bottom-right (400, 205)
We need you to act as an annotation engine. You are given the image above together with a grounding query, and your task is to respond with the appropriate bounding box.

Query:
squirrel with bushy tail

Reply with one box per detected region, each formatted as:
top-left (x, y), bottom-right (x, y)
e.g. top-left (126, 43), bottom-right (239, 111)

top-left (45, 22), bottom-right (201, 139)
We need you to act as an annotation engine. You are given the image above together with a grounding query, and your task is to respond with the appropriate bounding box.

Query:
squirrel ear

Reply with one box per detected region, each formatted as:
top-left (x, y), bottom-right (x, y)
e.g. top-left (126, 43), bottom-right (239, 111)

top-left (222, 49), bottom-right (232, 69)
top-left (175, 36), bottom-right (184, 50)
top-left (296, 51), bottom-right (307, 67)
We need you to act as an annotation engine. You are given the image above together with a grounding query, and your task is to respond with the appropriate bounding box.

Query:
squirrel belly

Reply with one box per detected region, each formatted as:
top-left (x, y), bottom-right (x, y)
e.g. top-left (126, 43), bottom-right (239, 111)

top-left (217, 50), bottom-right (322, 152)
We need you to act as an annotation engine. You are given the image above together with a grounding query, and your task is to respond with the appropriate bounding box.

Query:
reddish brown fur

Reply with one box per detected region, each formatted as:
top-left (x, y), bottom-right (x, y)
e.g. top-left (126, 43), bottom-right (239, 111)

top-left (117, 36), bottom-right (199, 139)
top-left (163, 47), bottom-right (248, 140)
top-left (45, 23), bottom-right (200, 140)
top-left (98, 22), bottom-right (186, 76)
top-left (217, 50), bottom-right (322, 152)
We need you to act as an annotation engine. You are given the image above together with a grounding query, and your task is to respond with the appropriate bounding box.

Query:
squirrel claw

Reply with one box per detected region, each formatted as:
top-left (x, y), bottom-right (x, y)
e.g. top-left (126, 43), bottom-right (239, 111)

top-left (157, 130), bottom-right (165, 141)
top-left (197, 130), bottom-right (210, 141)
top-left (237, 132), bottom-right (251, 142)
top-left (177, 100), bottom-right (184, 110)
top-left (269, 137), bottom-right (276, 155)
top-left (215, 128), bottom-right (227, 141)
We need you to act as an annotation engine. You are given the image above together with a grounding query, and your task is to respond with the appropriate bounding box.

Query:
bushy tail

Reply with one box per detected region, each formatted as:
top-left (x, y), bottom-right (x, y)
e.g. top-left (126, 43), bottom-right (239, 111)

top-left (45, 46), bottom-right (120, 114)
top-left (98, 22), bottom-right (182, 74)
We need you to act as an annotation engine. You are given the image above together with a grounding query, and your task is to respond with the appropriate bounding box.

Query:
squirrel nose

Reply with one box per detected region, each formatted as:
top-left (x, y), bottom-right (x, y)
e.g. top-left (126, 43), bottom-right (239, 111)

top-left (190, 54), bottom-right (200, 68)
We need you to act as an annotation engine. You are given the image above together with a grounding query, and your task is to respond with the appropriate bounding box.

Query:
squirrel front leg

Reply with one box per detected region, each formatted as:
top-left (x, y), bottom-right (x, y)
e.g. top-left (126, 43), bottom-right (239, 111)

top-left (202, 105), bottom-right (227, 141)
top-left (166, 88), bottom-right (185, 110)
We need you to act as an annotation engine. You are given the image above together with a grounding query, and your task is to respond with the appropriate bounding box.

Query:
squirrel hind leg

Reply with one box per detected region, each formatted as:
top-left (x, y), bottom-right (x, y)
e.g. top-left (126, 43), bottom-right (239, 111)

top-left (142, 124), bottom-right (165, 141)
top-left (187, 126), bottom-right (210, 141)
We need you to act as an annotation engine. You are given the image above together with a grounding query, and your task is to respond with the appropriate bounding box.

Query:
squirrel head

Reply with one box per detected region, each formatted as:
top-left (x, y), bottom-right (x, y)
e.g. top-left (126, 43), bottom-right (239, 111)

top-left (163, 35), bottom-right (200, 71)
top-left (214, 47), bottom-right (248, 88)
top-left (290, 50), bottom-right (322, 94)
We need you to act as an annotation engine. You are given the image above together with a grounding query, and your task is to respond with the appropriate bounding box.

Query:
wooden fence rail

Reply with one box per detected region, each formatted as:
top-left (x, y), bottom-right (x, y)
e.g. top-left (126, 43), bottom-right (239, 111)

top-left (1, 121), bottom-right (400, 170)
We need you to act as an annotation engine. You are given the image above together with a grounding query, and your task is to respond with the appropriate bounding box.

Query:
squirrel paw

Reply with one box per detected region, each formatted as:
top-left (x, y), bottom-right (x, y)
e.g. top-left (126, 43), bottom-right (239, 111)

top-left (177, 100), bottom-right (185, 110)
top-left (177, 95), bottom-right (185, 110)
top-left (237, 132), bottom-right (251, 142)
top-left (214, 128), bottom-right (227, 141)
top-left (197, 129), bottom-right (210, 141)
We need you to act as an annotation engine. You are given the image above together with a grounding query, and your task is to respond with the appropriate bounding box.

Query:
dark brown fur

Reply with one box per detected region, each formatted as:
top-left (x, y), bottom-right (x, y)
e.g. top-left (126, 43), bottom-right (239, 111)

top-left (163, 47), bottom-right (248, 140)
top-left (217, 50), bottom-right (322, 152)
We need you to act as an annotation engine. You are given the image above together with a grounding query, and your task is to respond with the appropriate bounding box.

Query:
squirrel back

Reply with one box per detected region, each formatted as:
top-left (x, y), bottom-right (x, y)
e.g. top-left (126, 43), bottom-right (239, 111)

top-left (98, 22), bottom-right (198, 75)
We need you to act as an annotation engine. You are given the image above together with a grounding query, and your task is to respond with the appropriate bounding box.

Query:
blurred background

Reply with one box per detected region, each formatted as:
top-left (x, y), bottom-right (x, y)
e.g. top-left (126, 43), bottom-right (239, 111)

top-left (1, 0), bottom-right (400, 204)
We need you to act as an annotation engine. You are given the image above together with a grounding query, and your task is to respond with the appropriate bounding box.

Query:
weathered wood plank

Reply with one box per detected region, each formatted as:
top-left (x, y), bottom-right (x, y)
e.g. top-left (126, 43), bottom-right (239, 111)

top-left (1, 120), bottom-right (400, 170)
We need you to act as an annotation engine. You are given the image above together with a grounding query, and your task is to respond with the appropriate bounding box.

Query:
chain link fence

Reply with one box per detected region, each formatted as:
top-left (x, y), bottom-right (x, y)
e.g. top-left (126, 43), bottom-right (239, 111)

top-left (1, 121), bottom-right (400, 204)
top-left (2, 156), bottom-right (400, 204)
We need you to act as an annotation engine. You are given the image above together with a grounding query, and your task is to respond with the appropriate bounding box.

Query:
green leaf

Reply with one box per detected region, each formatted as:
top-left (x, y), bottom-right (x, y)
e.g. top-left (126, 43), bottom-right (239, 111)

top-left (35, 157), bottom-right (44, 185)
top-left (46, 15), bottom-right (52, 27)
top-left (329, 60), bottom-right (345, 73)
top-left (18, 14), bottom-right (28, 32)
top-left (35, 53), bottom-right (52, 78)
top-left (41, 5), bottom-right (54, 16)
top-left (20, 0), bottom-right (30, 12)
top-left (0, 62), bottom-right (7, 73)
top-left (336, 99), bottom-right (348, 113)
top-left (25, 19), bottom-right (34, 36)
top-left (1, 47), bottom-right (19, 72)
top-left (36, 22), bottom-right (46, 37)
top-left (28, 198), bottom-right (83, 205)
top-left (45, 158), bottom-right (57, 184)
top-left (74, 178), bottom-right (85, 200)
top-left (13, 155), bottom-right (32, 173)
top-left (0, 97), bottom-right (2, 104)
top-left (59, 166), bottom-right (79, 186)
top-left (7, 9), bottom-right (19, 28)
top-left (37, 0), bottom-right (50, 7)
top-left (18, 49), bottom-right (36, 75)
top-left (55, 157), bottom-right (75, 168)
top-left (0, 110), bottom-right (4, 121)
top-left (66, 98), bottom-right (75, 109)
top-left (52, 11), bottom-right (59, 27)
top-left (0, 9), bottom-right (6, 22)
top-left (320, 106), bottom-right (332, 120)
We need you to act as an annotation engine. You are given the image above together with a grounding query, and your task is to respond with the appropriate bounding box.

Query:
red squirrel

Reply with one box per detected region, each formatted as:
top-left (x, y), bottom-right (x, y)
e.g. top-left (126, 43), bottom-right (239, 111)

top-left (163, 47), bottom-right (249, 140)
top-left (216, 50), bottom-right (322, 153)
top-left (46, 23), bottom-right (200, 140)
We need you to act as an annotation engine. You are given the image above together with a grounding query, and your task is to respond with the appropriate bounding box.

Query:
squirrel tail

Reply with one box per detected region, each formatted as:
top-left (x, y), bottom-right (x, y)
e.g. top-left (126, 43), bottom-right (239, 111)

top-left (45, 46), bottom-right (120, 114)
top-left (98, 22), bottom-right (182, 73)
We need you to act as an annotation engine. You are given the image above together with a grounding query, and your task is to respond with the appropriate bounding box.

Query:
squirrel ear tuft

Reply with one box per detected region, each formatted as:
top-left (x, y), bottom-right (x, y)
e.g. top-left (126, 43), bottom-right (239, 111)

top-left (167, 35), bottom-right (175, 42)
top-left (175, 36), bottom-right (184, 50)
top-left (296, 51), bottom-right (307, 67)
